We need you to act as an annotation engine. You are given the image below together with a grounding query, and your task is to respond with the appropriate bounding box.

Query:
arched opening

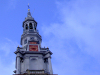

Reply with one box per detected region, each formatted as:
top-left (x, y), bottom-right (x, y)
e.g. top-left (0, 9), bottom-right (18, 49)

top-left (34, 26), bottom-right (36, 30)
top-left (35, 27), bottom-right (36, 30)
top-left (29, 23), bottom-right (33, 29)
top-left (26, 24), bottom-right (28, 30)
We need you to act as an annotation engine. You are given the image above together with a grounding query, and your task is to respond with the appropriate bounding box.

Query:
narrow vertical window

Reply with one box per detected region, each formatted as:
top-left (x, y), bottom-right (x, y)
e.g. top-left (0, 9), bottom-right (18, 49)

top-left (34, 24), bottom-right (36, 30)
top-left (34, 26), bottom-right (36, 30)
top-left (24, 39), bottom-right (27, 44)
top-left (26, 24), bottom-right (28, 30)
top-left (29, 23), bottom-right (33, 29)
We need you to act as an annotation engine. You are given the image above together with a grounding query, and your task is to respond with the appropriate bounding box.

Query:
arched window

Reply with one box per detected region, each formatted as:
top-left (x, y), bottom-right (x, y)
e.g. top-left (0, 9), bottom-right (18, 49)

top-left (26, 24), bottom-right (28, 30)
top-left (35, 27), bottom-right (36, 30)
top-left (29, 23), bottom-right (33, 29)
top-left (34, 25), bottom-right (36, 30)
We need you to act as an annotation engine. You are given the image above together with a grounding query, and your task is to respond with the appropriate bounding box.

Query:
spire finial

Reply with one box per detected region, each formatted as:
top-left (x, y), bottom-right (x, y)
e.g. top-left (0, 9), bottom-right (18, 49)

top-left (28, 3), bottom-right (30, 11)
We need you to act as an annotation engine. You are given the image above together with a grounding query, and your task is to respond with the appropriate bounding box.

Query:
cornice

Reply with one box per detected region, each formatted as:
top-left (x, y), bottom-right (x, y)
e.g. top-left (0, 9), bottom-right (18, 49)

top-left (23, 19), bottom-right (37, 27)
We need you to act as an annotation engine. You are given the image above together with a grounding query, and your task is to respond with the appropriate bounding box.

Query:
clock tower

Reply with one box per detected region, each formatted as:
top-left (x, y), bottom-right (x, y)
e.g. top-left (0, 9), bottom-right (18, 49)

top-left (13, 7), bottom-right (53, 75)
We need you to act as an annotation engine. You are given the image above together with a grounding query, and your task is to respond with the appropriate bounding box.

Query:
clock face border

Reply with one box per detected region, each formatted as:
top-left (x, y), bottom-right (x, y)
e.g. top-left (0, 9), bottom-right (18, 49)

top-left (29, 45), bottom-right (38, 51)
top-left (29, 41), bottom-right (39, 44)
top-left (30, 42), bottom-right (37, 44)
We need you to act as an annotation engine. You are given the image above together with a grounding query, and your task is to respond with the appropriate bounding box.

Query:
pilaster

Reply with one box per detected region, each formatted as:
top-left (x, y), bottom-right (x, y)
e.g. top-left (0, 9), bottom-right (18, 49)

top-left (16, 56), bottom-right (21, 74)
top-left (48, 57), bottom-right (53, 74)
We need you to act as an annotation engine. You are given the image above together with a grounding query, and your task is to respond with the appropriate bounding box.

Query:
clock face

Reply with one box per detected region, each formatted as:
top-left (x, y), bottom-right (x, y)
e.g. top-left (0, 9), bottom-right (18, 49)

top-left (29, 45), bottom-right (38, 51)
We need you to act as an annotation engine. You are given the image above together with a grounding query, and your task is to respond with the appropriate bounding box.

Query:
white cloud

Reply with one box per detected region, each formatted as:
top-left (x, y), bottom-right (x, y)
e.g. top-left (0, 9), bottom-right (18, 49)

top-left (0, 38), bottom-right (18, 75)
top-left (0, 38), bottom-right (18, 56)
top-left (41, 0), bottom-right (100, 75)
top-left (0, 57), bottom-right (15, 75)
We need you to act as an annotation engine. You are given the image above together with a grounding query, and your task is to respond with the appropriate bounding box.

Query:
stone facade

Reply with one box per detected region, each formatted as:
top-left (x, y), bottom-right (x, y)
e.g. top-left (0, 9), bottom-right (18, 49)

top-left (13, 9), bottom-right (53, 75)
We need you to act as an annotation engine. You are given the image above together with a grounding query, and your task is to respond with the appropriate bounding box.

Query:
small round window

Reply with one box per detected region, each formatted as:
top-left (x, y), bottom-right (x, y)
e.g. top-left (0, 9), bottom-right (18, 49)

top-left (30, 37), bottom-right (34, 40)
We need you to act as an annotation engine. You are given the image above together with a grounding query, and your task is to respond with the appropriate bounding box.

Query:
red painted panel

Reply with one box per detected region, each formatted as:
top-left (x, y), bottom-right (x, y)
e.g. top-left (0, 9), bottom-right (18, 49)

top-left (29, 45), bottom-right (38, 51)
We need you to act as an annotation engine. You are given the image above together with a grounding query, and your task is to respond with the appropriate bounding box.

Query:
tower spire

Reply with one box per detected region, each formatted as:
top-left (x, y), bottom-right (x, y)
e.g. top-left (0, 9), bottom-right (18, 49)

top-left (27, 3), bottom-right (32, 18)
top-left (28, 3), bottom-right (30, 11)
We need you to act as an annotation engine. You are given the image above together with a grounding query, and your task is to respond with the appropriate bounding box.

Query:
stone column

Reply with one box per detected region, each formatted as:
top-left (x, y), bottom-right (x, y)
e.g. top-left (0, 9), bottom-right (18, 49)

top-left (46, 61), bottom-right (49, 73)
top-left (16, 56), bottom-right (21, 74)
top-left (44, 58), bottom-right (49, 73)
top-left (48, 57), bottom-right (53, 74)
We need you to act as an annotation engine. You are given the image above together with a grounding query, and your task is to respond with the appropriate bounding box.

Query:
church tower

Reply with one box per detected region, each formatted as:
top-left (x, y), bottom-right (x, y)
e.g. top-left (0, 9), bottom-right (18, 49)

top-left (13, 6), bottom-right (53, 75)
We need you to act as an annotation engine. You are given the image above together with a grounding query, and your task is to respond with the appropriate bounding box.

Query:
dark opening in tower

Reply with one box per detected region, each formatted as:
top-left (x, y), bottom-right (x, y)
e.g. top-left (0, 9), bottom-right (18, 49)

top-left (26, 24), bottom-right (28, 30)
top-left (29, 23), bottom-right (33, 29)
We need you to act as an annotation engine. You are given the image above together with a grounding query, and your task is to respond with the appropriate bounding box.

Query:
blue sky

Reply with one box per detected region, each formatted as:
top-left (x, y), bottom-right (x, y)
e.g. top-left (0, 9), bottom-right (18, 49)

top-left (0, 0), bottom-right (100, 75)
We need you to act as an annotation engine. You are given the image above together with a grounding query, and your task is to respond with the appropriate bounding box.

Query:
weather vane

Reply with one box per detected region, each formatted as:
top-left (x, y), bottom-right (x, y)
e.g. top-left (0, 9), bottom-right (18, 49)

top-left (28, 3), bottom-right (30, 11)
